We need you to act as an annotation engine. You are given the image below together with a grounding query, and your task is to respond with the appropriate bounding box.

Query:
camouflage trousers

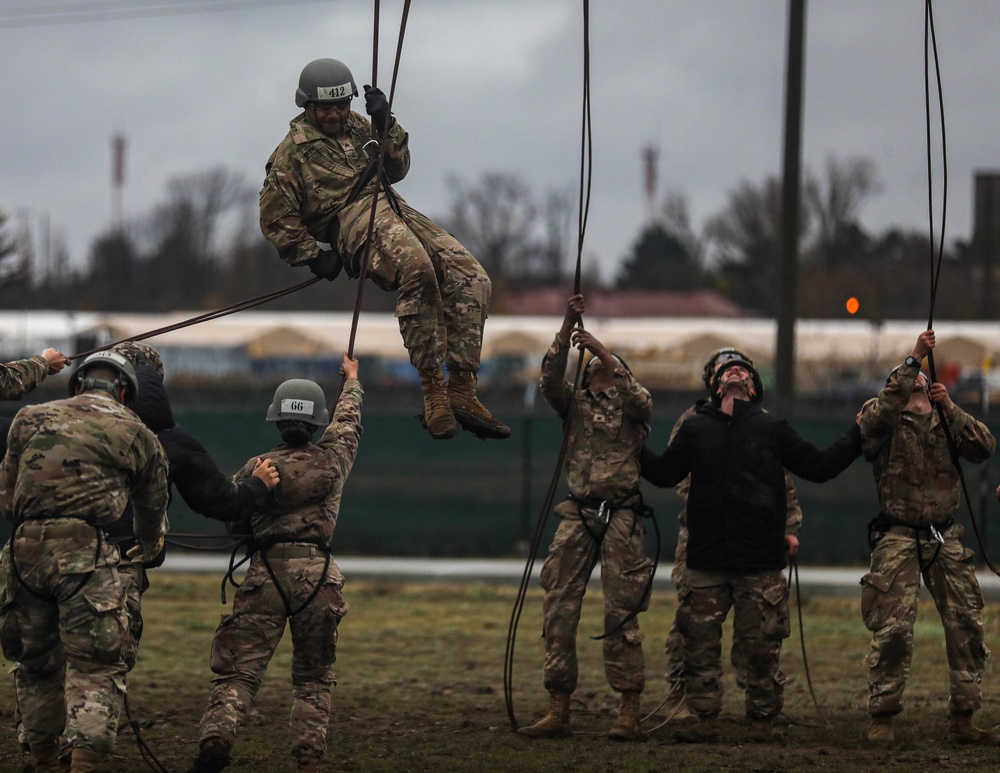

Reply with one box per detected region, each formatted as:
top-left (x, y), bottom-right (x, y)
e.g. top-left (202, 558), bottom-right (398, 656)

top-left (664, 517), bottom-right (748, 689)
top-left (537, 499), bottom-right (653, 695)
top-left (0, 525), bottom-right (139, 756)
top-left (861, 524), bottom-right (989, 716)
top-left (344, 197), bottom-right (491, 372)
top-left (677, 568), bottom-right (790, 720)
top-left (198, 554), bottom-right (348, 761)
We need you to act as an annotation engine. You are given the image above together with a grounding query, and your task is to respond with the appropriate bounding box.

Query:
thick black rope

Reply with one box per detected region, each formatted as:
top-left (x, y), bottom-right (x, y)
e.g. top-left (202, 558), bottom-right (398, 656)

top-left (916, 0), bottom-right (1000, 577)
top-left (790, 556), bottom-right (831, 727)
top-left (503, 0), bottom-right (594, 733)
top-left (69, 277), bottom-right (321, 360)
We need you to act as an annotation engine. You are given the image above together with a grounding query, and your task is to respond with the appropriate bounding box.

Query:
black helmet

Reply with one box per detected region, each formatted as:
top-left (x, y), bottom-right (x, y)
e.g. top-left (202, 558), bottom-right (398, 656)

top-left (295, 58), bottom-right (358, 107)
top-left (702, 347), bottom-right (754, 393)
top-left (711, 357), bottom-right (764, 404)
top-left (266, 379), bottom-right (329, 427)
top-left (68, 351), bottom-right (139, 405)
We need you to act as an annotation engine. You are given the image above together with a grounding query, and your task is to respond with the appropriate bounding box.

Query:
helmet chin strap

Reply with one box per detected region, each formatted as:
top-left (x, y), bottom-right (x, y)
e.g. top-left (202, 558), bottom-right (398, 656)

top-left (717, 373), bottom-right (755, 398)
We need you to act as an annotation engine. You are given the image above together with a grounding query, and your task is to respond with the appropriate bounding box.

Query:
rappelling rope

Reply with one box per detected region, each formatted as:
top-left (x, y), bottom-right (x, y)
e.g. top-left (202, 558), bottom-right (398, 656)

top-left (503, 0), bottom-right (594, 733)
top-left (916, 0), bottom-right (1000, 577)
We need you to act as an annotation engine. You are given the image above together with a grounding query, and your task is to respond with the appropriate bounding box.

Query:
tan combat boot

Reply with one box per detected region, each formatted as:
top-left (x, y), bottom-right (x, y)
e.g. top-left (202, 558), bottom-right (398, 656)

top-left (663, 679), bottom-right (695, 722)
top-left (675, 714), bottom-right (721, 743)
top-left (948, 711), bottom-right (1000, 745)
top-left (517, 691), bottom-right (572, 738)
top-left (30, 745), bottom-right (62, 773)
top-left (867, 713), bottom-right (894, 742)
top-left (446, 369), bottom-right (511, 440)
top-left (69, 747), bottom-right (104, 773)
top-left (418, 367), bottom-right (459, 440)
top-left (297, 755), bottom-right (323, 772)
top-left (608, 690), bottom-right (644, 741)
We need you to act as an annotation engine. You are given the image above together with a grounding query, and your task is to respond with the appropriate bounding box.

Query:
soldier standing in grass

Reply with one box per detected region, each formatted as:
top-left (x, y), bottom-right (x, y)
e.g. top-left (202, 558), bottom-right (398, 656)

top-left (860, 330), bottom-right (999, 745)
top-left (641, 355), bottom-right (861, 744)
top-left (661, 347), bottom-right (802, 721)
top-left (260, 57), bottom-right (508, 442)
top-left (519, 293), bottom-right (654, 742)
top-left (187, 354), bottom-right (363, 773)
top-left (0, 351), bottom-right (169, 773)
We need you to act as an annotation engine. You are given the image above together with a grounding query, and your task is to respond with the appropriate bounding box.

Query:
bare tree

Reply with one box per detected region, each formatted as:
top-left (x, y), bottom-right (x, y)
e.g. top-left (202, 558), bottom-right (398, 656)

top-left (442, 172), bottom-right (540, 278)
top-left (804, 155), bottom-right (880, 267)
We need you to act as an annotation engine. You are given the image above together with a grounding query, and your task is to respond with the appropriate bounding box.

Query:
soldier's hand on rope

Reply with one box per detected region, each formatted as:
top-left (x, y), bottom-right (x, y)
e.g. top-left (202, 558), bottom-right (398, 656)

top-left (928, 382), bottom-right (955, 413)
top-left (785, 534), bottom-right (800, 556)
top-left (341, 353), bottom-right (359, 380)
top-left (41, 348), bottom-right (71, 375)
top-left (559, 294), bottom-right (585, 341)
top-left (912, 329), bottom-right (935, 360)
top-left (307, 249), bottom-right (343, 281)
top-left (252, 458), bottom-right (280, 490)
top-left (363, 85), bottom-right (389, 130)
top-left (127, 535), bottom-right (165, 565)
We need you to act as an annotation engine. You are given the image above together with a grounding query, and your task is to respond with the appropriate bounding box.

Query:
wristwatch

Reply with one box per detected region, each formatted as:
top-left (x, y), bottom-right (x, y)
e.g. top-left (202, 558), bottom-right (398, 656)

top-left (904, 356), bottom-right (921, 369)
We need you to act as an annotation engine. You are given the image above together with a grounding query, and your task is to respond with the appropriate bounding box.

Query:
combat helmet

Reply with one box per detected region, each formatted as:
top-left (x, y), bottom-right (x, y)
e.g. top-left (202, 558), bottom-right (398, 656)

top-left (581, 353), bottom-right (630, 390)
top-left (295, 58), bottom-right (358, 107)
top-left (711, 356), bottom-right (764, 405)
top-left (702, 347), bottom-right (754, 393)
top-left (266, 379), bottom-right (329, 427)
top-left (111, 340), bottom-right (164, 379)
top-left (68, 350), bottom-right (139, 405)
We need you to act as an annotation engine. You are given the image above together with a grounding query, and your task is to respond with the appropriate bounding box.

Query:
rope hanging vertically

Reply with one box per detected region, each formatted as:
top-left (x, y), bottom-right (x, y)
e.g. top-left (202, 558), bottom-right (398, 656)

top-left (503, 0), bottom-right (594, 733)
top-left (344, 0), bottom-right (411, 364)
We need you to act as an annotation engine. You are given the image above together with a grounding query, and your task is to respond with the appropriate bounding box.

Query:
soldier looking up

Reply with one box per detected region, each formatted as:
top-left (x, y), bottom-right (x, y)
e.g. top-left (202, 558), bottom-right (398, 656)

top-left (641, 356), bottom-right (861, 744)
top-left (519, 294), bottom-right (654, 742)
top-left (260, 57), bottom-right (509, 442)
top-left (860, 330), bottom-right (999, 745)
top-left (187, 354), bottom-right (363, 773)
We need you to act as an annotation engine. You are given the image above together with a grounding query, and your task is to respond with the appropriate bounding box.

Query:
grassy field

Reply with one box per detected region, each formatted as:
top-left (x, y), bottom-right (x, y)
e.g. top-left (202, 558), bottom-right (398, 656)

top-left (2, 574), bottom-right (1000, 772)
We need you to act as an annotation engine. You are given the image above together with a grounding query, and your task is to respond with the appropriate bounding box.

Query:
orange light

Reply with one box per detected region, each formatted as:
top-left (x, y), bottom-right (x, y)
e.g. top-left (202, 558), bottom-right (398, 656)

top-left (846, 297), bottom-right (860, 315)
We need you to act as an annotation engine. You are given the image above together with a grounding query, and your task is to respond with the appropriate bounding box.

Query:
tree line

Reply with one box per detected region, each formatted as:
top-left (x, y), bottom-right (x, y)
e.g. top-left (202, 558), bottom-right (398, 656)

top-left (0, 155), bottom-right (993, 320)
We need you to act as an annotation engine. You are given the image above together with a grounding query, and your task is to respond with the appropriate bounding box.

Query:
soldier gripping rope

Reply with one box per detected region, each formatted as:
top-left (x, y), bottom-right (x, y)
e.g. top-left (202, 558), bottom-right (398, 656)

top-left (641, 355), bottom-right (862, 743)
top-left (859, 330), bottom-right (999, 745)
top-left (518, 294), bottom-right (654, 742)
top-left (259, 57), bottom-right (509, 442)
top-left (187, 355), bottom-right (362, 773)
top-left (0, 351), bottom-right (169, 773)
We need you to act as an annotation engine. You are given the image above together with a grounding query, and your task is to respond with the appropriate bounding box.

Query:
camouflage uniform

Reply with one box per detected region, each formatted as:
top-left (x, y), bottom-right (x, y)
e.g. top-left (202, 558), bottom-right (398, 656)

top-left (0, 391), bottom-right (168, 757)
top-left (535, 335), bottom-right (654, 696)
top-left (196, 377), bottom-right (363, 763)
top-left (0, 355), bottom-right (50, 400)
top-left (664, 405), bottom-right (802, 691)
top-left (859, 360), bottom-right (995, 718)
top-left (260, 112), bottom-right (490, 373)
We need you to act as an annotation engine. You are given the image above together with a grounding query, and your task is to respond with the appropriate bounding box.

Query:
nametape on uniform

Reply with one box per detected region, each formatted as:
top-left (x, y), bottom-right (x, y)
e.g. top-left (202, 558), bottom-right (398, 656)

top-left (317, 83), bottom-right (353, 100)
top-left (281, 398), bottom-right (315, 414)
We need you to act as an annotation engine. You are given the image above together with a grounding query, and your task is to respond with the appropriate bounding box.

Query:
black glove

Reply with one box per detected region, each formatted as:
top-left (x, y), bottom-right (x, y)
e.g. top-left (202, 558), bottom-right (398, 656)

top-left (364, 84), bottom-right (390, 130)
top-left (307, 249), bottom-right (342, 281)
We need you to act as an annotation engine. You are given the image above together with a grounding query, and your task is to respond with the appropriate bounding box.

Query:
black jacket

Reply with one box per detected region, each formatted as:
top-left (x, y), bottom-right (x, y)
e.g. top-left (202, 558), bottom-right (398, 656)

top-left (113, 367), bottom-right (269, 567)
top-left (642, 399), bottom-right (862, 572)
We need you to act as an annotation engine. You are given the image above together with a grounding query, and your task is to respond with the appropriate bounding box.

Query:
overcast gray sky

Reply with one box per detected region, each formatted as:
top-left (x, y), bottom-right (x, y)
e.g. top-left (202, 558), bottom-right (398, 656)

top-left (2, 0), bottom-right (998, 288)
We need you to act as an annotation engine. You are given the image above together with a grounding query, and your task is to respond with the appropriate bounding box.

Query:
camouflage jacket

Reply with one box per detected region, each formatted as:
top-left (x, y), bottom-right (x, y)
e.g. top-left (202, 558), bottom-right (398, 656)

top-left (669, 403), bottom-right (802, 535)
top-left (860, 360), bottom-right (995, 525)
top-left (0, 391), bottom-right (169, 545)
top-left (230, 378), bottom-right (363, 547)
top-left (539, 334), bottom-right (652, 501)
top-left (259, 111), bottom-right (410, 268)
top-left (0, 356), bottom-right (49, 401)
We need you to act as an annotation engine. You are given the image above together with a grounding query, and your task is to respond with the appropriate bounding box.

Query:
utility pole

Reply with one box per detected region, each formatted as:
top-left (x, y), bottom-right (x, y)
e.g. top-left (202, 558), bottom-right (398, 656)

top-left (775, 0), bottom-right (806, 416)
top-left (112, 134), bottom-right (126, 234)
